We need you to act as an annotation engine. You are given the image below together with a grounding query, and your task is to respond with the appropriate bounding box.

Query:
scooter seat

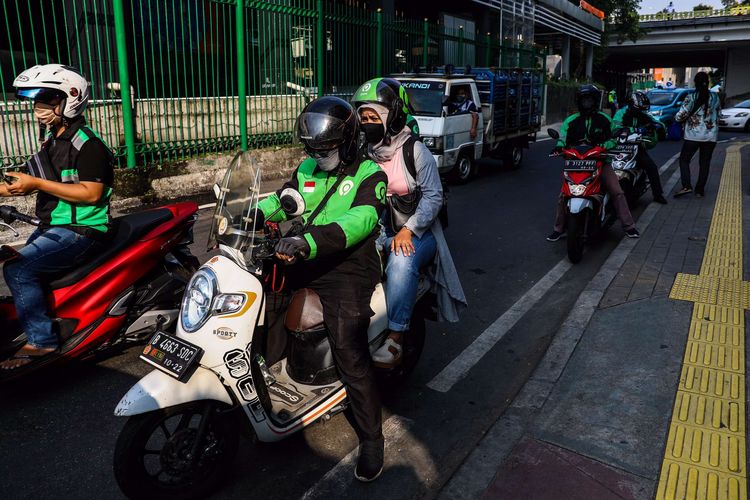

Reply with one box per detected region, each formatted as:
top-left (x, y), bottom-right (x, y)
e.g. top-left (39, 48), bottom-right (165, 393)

top-left (49, 208), bottom-right (173, 289)
top-left (284, 288), bottom-right (325, 336)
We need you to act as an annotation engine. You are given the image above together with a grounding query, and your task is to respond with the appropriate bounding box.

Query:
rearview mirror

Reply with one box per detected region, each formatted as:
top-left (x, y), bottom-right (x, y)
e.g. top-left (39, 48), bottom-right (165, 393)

top-left (547, 128), bottom-right (560, 140)
top-left (279, 188), bottom-right (306, 217)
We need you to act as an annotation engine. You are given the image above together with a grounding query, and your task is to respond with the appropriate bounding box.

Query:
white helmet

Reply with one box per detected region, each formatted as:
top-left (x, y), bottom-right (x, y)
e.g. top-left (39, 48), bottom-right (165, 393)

top-left (13, 64), bottom-right (90, 119)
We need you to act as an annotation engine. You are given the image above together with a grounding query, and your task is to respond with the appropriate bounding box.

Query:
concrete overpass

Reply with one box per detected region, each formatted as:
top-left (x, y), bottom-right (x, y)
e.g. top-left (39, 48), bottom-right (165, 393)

top-left (605, 8), bottom-right (750, 101)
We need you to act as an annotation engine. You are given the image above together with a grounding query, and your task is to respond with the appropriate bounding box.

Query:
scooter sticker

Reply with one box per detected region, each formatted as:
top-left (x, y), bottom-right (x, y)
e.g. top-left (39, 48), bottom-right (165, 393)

top-left (248, 400), bottom-right (266, 423)
top-left (237, 374), bottom-right (256, 401)
top-left (268, 383), bottom-right (304, 406)
top-left (224, 349), bottom-right (250, 379)
top-left (213, 327), bottom-right (237, 340)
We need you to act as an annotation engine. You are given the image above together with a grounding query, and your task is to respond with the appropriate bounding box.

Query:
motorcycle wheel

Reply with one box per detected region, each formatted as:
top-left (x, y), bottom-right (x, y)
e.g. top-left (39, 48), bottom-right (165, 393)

top-left (567, 212), bottom-right (586, 264)
top-left (113, 401), bottom-right (239, 500)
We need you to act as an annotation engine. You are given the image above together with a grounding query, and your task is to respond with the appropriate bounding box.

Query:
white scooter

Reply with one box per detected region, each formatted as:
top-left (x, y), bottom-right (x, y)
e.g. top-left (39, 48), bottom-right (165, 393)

top-left (112, 152), bottom-right (431, 499)
top-left (610, 126), bottom-right (656, 206)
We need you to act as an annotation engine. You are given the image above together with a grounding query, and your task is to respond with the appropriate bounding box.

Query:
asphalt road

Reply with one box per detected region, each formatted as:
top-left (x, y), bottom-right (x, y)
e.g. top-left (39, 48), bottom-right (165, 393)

top-left (0, 130), bottom-right (745, 500)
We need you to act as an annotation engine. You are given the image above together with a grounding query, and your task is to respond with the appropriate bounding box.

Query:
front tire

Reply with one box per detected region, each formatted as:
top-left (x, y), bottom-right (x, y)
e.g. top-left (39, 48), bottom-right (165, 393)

top-left (114, 401), bottom-right (240, 500)
top-left (567, 212), bottom-right (586, 264)
top-left (449, 152), bottom-right (475, 184)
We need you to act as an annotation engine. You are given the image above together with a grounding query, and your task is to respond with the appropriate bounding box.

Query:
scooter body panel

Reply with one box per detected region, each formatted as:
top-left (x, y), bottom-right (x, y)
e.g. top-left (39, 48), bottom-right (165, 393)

top-left (568, 198), bottom-right (593, 214)
top-left (114, 366), bottom-right (232, 416)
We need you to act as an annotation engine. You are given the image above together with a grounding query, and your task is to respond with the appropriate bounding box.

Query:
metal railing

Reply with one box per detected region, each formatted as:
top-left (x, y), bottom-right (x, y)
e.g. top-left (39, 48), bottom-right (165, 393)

top-left (0, 0), bottom-right (546, 168)
top-left (639, 6), bottom-right (750, 22)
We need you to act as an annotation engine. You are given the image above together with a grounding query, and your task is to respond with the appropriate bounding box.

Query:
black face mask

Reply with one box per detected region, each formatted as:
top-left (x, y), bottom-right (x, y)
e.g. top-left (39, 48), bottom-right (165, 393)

top-left (362, 123), bottom-right (385, 144)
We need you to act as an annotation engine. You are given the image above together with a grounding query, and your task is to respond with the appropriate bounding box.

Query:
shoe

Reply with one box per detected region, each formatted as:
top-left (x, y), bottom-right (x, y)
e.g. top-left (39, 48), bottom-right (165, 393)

top-left (372, 337), bottom-right (403, 368)
top-left (695, 190), bottom-right (705, 197)
top-left (546, 231), bottom-right (564, 242)
top-left (653, 194), bottom-right (668, 204)
top-left (674, 187), bottom-right (692, 198)
top-left (626, 228), bottom-right (640, 238)
top-left (355, 437), bottom-right (384, 482)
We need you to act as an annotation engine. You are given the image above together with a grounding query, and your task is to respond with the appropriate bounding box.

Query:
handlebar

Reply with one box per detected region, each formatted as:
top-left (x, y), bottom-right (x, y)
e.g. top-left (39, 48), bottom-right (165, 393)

top-left (0, 205), bottom-right (41, 227)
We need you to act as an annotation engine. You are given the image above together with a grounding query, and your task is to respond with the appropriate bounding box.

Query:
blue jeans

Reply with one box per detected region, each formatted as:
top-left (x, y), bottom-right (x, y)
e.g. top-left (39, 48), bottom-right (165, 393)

top-left (377, 228), bottom-right (437, 332)
top-left (4, 227), bottom-right (101, 349)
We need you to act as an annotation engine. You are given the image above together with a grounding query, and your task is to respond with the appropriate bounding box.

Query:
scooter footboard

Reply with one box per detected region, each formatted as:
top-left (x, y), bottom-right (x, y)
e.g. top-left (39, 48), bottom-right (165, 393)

top-left (114, 366), bottom-right (232, 417)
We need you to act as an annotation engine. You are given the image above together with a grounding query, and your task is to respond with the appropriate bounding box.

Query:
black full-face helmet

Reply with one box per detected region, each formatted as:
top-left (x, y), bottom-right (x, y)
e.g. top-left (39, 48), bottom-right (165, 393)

top-left (627, 91), bottom-right (650, 112)
top-left (295, 96), bottom-right (359, 166)
top-left (575, 84), bottom-right (602, 116)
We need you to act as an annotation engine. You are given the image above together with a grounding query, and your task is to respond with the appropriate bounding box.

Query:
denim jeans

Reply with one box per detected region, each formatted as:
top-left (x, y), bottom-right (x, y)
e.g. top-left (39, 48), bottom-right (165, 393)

top-left (377, 227), bottom-right (437, 332)
top-left (3, 227), bottom-right (102, 348)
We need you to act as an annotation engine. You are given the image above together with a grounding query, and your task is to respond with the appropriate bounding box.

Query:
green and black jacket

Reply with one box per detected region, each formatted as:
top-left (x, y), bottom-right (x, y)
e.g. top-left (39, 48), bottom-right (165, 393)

top-left (556, 111), bottom-right (616, 151)
top-left (612, 108), bottom-right (660, 150)
top-left (258, 157), bottom-right (387, 281)
top-left (26, 118), bottom-right (114, 234)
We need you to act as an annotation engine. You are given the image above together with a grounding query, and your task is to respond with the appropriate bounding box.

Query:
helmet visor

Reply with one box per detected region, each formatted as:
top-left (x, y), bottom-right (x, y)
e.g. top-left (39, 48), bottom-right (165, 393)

top-left (295, 112), bottom-right (349, 151)
top-left (16, 87), bottom-right (65, 105)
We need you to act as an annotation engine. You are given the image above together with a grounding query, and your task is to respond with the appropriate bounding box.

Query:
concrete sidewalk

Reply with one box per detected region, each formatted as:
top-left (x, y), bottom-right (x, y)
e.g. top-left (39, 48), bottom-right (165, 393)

top-left (440, 141), bottom-right (750, 500)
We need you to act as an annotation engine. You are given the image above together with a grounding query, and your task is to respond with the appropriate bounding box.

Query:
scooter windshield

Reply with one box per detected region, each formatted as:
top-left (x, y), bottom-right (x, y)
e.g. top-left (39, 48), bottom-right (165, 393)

top-left (208, 152), bottom-right (262, 260)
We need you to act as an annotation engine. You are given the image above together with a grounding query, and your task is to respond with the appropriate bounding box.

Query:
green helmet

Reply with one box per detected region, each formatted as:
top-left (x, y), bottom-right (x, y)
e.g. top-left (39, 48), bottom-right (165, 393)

top-left (352, 77), bottom-right (411, 135)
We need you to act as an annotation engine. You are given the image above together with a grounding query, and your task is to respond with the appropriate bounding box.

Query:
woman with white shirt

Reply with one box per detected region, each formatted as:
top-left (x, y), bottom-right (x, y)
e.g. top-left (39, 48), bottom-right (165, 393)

top-left (351, 78), bottom-right (467, 368)
top-left (674, 72), bottom-right (721, 198)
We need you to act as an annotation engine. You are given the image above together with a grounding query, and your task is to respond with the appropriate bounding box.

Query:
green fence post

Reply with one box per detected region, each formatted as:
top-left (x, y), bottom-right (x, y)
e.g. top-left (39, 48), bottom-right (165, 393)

top-left (112, 0), bottom-right (136, 167)
top-left (316, 0), bottom-right (324, 97)
top-left (236, 0), bottom-right (247, 151)
top-left (484, 32), bottom-right (491, 66)
top-left (422, 18), bottom-right (429, 67)
top-left (376, 8), bottom-right (383, 76)
top-left (458, 25), bottom-right (464, 66)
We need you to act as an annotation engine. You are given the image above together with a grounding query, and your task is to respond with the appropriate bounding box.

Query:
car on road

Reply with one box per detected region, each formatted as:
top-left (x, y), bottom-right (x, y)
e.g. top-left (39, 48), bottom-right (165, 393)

top-left (646, 88), bottom-right (694, 135)
top-left (718, 100), bottom-right (750, 132)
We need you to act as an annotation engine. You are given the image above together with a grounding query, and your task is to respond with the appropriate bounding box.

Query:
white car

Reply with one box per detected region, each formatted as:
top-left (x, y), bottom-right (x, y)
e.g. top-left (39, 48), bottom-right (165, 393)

top-left (718, 99), bottom-right (750, 132)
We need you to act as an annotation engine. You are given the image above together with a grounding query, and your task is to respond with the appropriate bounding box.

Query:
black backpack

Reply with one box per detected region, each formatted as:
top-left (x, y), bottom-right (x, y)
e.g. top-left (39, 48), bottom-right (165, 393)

top-left (397, 136), bottom-right (450, 229)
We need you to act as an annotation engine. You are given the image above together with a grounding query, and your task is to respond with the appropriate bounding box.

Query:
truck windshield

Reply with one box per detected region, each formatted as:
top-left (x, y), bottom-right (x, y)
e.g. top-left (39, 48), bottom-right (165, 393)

top-left (400, 80), bottom-right (446, 117)
top-left (647, 92), bottom-right (678, 106)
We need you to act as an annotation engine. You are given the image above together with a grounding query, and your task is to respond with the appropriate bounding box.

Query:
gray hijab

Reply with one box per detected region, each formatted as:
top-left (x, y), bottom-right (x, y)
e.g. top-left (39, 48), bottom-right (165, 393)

top-left (364, 103), bottom-right (412, 164)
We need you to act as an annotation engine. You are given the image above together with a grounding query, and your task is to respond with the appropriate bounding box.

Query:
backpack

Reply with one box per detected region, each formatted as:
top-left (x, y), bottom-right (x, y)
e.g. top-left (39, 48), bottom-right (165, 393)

top-left (402, 136), bottom-right (449, 229)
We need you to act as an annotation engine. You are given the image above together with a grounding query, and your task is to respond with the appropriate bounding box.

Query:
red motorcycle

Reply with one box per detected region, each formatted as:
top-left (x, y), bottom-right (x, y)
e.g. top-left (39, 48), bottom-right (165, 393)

top-left (548, 129), bottom-right (615, 263)
top-left (0, 202), bottom-right (199, 380)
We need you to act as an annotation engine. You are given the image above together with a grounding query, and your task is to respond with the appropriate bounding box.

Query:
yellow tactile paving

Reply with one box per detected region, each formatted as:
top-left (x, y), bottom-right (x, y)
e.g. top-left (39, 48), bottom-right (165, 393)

top-left (658, 144), bottom-right (749, 500)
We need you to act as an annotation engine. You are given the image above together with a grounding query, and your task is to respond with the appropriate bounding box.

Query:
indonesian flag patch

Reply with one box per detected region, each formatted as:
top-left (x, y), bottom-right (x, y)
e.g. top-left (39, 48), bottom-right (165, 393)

top-left (303, 181), bottom-right (316, 193)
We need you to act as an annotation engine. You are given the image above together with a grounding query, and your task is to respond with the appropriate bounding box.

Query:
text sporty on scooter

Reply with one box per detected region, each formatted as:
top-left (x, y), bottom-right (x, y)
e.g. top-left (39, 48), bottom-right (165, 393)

top-left (0, 202), bottom-right (199, 380)
top-left (548, 128), bottom-right (615, 264)
top-left (113, 152), bottom-right (431, 499)
top-left (610, 126), bottom-right (654, 206)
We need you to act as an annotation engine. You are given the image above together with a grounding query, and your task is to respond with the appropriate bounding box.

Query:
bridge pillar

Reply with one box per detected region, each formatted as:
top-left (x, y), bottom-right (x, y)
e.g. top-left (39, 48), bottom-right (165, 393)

top-left (585, 43), bottom-right (593, 79)
top-left (561, 35), bottom-right (571, 78)
top-left (726, 46), bottom-right (750, 103)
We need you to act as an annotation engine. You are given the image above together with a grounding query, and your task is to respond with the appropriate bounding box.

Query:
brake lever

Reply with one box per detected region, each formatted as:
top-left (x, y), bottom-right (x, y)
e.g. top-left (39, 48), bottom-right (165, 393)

top-left (0, 222), bottom-right (19, 238)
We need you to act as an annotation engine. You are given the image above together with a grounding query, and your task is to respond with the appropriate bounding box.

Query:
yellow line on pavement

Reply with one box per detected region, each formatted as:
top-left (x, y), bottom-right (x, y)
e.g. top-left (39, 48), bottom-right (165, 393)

top-left (659, 144), bottom-right (749, 500)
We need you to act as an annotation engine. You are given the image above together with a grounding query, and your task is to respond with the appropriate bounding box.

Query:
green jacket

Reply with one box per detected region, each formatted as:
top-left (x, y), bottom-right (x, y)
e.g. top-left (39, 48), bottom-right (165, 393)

top-left (258, 157), bottom-right (387, 261)
top-left (557, 111), bottom-right (616, 150)
top-left (612, 108), bottom-right (659, 150)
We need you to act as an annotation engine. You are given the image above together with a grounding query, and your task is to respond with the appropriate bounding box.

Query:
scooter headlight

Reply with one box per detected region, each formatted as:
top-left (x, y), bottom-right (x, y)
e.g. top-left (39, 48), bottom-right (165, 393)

top-left (181, 268), bottom-right (217, 332)
top-left (570, 184), bottom-right (587, 196)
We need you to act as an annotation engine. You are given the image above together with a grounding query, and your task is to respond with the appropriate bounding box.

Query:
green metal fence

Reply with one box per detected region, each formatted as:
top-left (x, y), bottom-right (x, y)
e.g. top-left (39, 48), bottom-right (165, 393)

top-left (0, 0), bottom-right (545, 168)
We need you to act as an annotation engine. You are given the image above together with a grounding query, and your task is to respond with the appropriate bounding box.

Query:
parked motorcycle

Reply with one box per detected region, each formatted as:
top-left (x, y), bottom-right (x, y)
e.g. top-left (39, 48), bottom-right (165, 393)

top-left (112, 152), bottom-right (430, 499)
top-left (0, 202), bottom-right (199, 380)
top-left (548, 129), bottom-right (615, 264)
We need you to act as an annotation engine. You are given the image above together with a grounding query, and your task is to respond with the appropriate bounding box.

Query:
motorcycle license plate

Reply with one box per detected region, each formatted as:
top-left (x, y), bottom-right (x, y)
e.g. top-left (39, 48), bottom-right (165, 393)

top-left (611, 144), bottom-right (637, 153)
top-left (564, 159), bottom-right (597, 171)
top-left (140, 331), bottom-right (203, 382)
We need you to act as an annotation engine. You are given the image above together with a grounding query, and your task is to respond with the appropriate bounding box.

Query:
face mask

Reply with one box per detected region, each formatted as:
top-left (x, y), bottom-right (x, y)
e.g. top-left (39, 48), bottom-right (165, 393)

top-left (455, 94), bottom-right (467, 103)
top-left (311, 148), bottom-right (340, 171)
top-left (362, 123), bottom-right (385, 145)
top-left (34, 106), bottom-right (61, 127)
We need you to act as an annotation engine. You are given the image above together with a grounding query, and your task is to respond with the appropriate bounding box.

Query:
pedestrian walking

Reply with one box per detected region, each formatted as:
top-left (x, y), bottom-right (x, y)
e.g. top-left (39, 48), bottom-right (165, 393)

top-left (607, 89), bottom-right (618, 116)
top-left (673, 72), bottom-right (720, 198)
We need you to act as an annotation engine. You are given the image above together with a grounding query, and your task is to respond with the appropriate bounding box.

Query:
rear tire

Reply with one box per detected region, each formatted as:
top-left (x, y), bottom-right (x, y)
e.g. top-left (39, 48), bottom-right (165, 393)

top-left (113, 401), bottom-right (240, 500)
top-left (449, 152), bottom-right (475, 184)
top-left (567, 212), bottom-right (586, 264)
top-left (503, 143), bottom-right (523, 170)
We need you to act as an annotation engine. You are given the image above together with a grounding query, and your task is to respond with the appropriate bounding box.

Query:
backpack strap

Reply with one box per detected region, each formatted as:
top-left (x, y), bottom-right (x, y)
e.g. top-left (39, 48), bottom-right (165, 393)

top-left (402, 135), bottom-right (418, 181)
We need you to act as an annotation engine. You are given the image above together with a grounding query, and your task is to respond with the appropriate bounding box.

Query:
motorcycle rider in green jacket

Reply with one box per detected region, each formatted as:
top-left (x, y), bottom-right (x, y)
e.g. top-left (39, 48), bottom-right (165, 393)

top-left (611, 91), bottom-right (667, 204)
top-left (257, 96), bottom-right (388, 482)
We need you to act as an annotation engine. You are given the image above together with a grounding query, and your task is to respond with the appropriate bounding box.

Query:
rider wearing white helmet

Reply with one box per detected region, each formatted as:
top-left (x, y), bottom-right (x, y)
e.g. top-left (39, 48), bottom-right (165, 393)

top-left (0, 64), bottom-right (114, 371)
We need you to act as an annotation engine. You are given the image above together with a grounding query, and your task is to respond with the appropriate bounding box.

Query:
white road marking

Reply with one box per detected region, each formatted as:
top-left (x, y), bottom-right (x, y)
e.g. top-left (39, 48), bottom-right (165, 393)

top-left (536, 137), bottom-right (553, 142)
top-left (427, 151), bottom-right (681, 394)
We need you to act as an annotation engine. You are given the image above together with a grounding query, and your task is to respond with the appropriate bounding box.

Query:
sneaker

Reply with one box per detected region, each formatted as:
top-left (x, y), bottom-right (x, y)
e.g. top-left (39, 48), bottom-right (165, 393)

top-left (674, 187), bottom-right (692, 198)
top-left (546, 231), bottom-right (564, 242)
top-left (653, 194), bottom-right (668, 204)
top-left (372, 337), bottom-right (403, 369)
top-left (355, 437), bottom-right (384, 482)
top-left (695, 190), bottom-right (705, 198)
top-left (625, 228), bottom-right (640, 238)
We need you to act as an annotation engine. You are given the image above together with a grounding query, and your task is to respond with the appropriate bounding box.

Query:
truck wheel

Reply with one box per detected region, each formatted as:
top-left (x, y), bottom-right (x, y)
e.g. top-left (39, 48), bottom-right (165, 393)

top-left (449, 152), bottom-right (475, 184)
top-left (503, 143), bottom-right (523, 170)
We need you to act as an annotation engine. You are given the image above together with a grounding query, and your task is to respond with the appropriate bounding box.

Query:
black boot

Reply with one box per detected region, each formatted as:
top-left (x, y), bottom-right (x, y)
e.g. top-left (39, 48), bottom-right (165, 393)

top-left (354, 436), bottom-right (384, 482)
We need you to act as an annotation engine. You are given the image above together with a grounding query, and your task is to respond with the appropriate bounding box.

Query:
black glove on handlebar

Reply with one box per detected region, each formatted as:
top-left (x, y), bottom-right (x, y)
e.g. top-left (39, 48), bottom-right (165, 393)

top-left (275, 236), bottom-right (310, 259)
top-left (551, 146), bottom-right (563, 156)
